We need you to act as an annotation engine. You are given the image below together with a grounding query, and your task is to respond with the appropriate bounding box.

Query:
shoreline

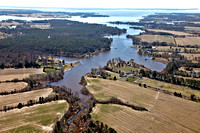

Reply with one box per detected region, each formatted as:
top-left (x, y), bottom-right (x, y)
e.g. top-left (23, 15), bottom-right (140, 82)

top-left (61, 48), bottom-right (110, 59)
top-left (64, 61), bottom-right (81, 72)
top-left (131, 45), bottom-right (169, 65)
top-left (152, 57), bottom-right (168, 64)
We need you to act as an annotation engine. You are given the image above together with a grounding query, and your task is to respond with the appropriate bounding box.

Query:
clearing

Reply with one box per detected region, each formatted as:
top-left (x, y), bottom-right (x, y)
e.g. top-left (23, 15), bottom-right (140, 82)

top-left (0, 68), bottom-right (43, 81)
top-left (0, 100), bottom-right (68, 133)
top-left (0, 88), bottom-right (53, 109)
top-left (0, 82), bottom-right (28, 93)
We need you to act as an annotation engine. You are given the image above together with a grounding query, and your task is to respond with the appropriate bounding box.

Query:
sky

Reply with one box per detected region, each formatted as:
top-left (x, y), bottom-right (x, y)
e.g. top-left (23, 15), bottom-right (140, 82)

top-left (0, 0), bottom-right (200, 9)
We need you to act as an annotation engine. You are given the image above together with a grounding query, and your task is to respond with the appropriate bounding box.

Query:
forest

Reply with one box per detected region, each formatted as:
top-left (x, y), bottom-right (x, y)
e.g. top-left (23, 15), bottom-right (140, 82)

top-left (0, 19), bottom-right (126, 68)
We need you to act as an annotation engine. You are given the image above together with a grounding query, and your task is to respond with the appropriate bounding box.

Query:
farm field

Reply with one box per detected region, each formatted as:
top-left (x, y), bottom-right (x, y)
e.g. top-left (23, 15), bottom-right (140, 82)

top-left (0, 100), bottom-right (68, 133)
top-left (89, 78), bottom-right (200, 133)
top-left (0, 88), bottom-right (53, 109)
top-left (147, 29), bottom-right (193, 36)
top-left (185, 26), bottom-right (200, 33)
top-left (87, 77), bottom-right (158, 110)
top-left (156, 46), bottom-right (200, 53)
top-left (136, 34), bottom-right (175, 44)
top-left (91, 92), bottom-right (200, 133)
top-left (137, 77), bottom-right (200, 98)
top-left (0, 82), bottom-right (28, 93)
top-left (175, 37), bottom-right (200, 47)
top-left (0, 68), bottom-right (43, 81)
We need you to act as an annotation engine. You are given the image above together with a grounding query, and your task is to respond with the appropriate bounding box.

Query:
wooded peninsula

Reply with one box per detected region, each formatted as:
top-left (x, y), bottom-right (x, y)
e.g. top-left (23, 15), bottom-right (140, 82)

top-left (0, 19), bottom-right (126, 68)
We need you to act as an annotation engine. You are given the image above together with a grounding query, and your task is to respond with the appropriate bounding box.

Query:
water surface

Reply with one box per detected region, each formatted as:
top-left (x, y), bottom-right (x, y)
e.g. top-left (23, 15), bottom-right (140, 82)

top-left (2, 8), bottom-right (200, 103)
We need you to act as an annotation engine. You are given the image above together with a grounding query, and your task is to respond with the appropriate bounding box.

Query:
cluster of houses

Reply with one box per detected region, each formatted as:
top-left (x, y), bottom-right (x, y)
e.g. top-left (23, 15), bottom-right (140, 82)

top-left (37, 56), bottom-right (64, 70)
top-left (107, 59), bottom-right (142, 78)
top-left (122, 70), bottom-right (138, 78)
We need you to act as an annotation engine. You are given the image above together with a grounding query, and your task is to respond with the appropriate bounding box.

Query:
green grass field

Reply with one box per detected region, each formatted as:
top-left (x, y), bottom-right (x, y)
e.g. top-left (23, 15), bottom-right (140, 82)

top-left (115, 66), bottom-right (138, 73)
top-left (0, 100), bottom-right (68, 133)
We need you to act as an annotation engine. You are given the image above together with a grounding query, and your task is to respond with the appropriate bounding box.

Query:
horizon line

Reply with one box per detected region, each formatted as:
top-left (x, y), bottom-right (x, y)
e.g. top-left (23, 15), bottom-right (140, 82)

top-left (0, 6), bottom-right (199, 10)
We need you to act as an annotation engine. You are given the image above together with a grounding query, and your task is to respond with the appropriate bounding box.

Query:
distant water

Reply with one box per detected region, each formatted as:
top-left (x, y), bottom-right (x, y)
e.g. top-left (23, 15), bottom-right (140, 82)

top-left (1, 7), bottom-right (200, 103)
top-left (1, 7), bottom-right (200, 23)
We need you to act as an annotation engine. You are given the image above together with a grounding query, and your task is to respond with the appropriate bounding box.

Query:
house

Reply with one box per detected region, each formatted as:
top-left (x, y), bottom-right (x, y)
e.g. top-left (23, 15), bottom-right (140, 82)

top-left (9, 25), bottom-right (17, 29)
top-left (152, 46), bottom-right (157, 49)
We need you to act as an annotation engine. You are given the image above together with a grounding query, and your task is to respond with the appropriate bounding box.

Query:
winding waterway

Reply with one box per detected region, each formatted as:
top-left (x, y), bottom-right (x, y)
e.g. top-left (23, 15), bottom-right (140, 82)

top-left (2, 8), bottom-right (200, 104)
top-left (48, 23), bottom-right (166, 104)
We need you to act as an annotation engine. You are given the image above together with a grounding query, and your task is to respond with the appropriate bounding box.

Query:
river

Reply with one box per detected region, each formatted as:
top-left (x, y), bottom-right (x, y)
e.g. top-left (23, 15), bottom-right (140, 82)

top-left (1, 8), bottom-right (200, 104)
top-left (28, 8), bottom-right (200, 104)
top-left (48, 24), bottom-right (166, 104)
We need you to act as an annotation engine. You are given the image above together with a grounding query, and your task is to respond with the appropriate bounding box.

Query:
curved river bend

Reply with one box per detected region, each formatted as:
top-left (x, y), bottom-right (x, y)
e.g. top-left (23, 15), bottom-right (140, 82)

top-left (49, 23), bottom-right (166, 104)
top-left (1, 8), bottom-right (200, 104)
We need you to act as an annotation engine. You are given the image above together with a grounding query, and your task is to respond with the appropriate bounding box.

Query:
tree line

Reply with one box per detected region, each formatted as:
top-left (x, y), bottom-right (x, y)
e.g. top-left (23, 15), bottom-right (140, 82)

top-left (139, 68), bottom-right (200, 90)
